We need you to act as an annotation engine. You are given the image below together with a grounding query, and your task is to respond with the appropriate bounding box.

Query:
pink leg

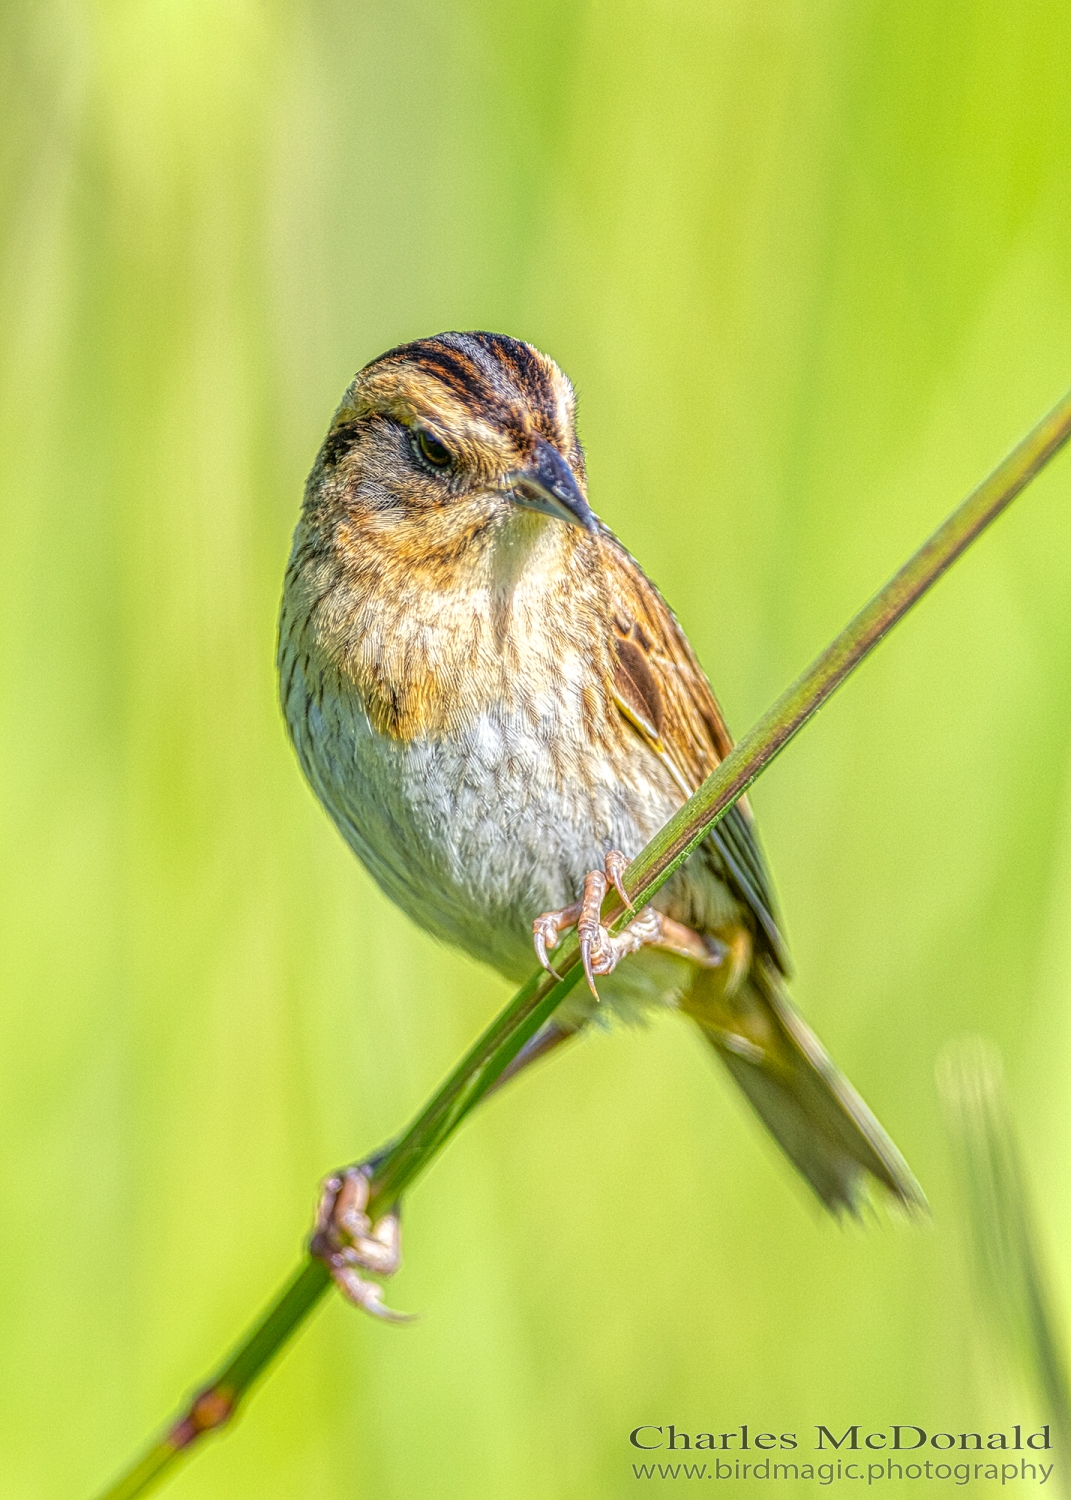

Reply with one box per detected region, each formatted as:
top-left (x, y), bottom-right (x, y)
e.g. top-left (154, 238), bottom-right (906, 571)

top-left (310, 1167), bottom-right (413, 1321)
top-left (532, 850), bottom-right (725, 998)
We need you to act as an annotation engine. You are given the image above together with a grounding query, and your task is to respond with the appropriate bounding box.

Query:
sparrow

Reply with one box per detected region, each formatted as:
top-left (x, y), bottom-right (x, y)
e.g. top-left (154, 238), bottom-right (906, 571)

top-left (278, 331), bottom-right (923, 1314)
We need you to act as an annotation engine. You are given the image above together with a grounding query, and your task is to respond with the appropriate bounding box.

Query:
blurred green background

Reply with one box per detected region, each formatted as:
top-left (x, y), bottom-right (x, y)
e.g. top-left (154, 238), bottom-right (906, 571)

top-left (3, 2), bottom-right (1071, 1495)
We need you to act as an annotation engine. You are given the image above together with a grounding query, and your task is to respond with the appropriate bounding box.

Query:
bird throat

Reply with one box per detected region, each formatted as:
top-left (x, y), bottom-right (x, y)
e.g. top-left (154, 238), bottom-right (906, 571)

top-left (323, 508), bottom-right (602, 743)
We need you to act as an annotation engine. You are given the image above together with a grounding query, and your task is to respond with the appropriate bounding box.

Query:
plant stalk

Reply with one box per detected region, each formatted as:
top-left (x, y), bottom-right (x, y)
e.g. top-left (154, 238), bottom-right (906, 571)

top-left (91, 386), bottom-right (1071, 1500)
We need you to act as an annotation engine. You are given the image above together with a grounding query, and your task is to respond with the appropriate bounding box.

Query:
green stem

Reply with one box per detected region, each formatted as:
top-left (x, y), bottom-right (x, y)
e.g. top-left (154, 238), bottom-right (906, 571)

top-left (90, 386), bottom-right (1071, 1500)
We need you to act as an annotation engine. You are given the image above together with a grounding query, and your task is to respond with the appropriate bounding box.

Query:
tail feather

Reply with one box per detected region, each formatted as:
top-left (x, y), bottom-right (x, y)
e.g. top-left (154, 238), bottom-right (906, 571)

top-left (683, 962), bottom-right (924, 1215)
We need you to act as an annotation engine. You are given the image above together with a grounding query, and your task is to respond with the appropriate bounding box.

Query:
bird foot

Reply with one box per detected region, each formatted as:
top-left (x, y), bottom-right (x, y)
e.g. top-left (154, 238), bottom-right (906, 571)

top-left (532, 850), bottom-right (632, 981)
top-left (309, 1165), bottom-right (414, 1322)
top-left (532, 849), bottom-right (724, 997)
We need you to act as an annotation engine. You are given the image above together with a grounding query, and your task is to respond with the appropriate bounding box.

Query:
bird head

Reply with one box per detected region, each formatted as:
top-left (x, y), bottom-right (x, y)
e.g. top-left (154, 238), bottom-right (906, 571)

top-left (305, 332), bottom-right (596, 567)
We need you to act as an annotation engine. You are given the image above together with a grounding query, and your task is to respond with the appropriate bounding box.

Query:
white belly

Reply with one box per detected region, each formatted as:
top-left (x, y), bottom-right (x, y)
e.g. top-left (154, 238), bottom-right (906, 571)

top-left (282, 654), bottom-right (684, 983)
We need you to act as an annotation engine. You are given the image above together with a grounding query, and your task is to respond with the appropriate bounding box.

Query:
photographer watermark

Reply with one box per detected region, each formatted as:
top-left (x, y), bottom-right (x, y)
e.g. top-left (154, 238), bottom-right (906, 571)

top-left (628, 1424), bottom-right (1055, 1484)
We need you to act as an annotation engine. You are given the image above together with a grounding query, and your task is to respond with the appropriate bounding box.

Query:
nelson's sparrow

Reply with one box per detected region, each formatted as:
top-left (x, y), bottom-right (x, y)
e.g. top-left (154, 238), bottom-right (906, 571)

top-left (279, 331), bottom-right (922, 1314)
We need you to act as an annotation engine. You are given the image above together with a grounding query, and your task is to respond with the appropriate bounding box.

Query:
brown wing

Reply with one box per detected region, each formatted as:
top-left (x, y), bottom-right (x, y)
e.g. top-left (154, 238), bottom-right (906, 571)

top-left (600, 530), bottom-right (790, 975)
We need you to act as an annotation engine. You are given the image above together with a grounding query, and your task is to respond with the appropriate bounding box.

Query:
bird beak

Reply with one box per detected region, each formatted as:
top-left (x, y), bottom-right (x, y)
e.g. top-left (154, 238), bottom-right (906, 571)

top-left (505, 438), bottom-right (597, 533)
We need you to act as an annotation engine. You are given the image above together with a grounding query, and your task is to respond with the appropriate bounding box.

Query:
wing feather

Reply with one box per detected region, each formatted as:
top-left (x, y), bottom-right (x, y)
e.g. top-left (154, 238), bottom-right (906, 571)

top-left (600, 529), bottom-right (790, 975)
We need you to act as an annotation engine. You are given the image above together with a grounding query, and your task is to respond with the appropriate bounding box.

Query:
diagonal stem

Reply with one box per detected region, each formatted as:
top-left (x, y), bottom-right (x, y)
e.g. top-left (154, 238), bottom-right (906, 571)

top-left (90, 385), bottom-right (1071, 1500)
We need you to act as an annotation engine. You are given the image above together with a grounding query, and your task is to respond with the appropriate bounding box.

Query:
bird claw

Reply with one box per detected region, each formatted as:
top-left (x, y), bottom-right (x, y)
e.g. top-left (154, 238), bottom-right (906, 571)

top-left (602, 849), bottom-right (635, 913)
top-left (578, 904), bottom-right (665, 997)
top-left (532, 904), bottom-right (579, 981)
top-left (532, 850), bottom-right (730, 998)
top-left (532, 849), bottom-right (659, 999)
top-left (310, 1165), bottom-right (415, 1322)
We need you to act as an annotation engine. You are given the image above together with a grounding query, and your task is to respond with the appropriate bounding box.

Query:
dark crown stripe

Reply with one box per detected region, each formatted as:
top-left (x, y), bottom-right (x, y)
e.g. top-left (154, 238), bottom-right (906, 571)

top-left (409, 349), bottom-right (497, 409)
top-left (451, 332), bottom-right (560, 421)
top-left (367, 340), bottom-right (507, 420)
top-left (362, 331), bottom-right (563, 433)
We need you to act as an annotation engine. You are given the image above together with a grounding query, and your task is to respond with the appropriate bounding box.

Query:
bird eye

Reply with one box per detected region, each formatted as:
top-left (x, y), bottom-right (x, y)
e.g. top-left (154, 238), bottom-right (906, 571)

top-left (413, 427), bottom-right (453, 469)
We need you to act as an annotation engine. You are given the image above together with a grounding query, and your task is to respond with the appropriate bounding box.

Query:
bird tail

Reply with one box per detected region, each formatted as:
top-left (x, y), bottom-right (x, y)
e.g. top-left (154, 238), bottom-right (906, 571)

top-left (682, 957), bottom-right (924, 1215)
